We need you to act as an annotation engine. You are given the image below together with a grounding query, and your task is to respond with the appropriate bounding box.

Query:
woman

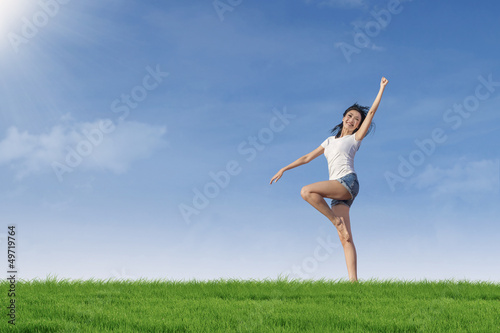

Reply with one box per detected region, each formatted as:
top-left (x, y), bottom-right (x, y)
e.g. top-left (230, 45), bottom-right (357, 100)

top-left (269, 77), bottom-right (389, 282)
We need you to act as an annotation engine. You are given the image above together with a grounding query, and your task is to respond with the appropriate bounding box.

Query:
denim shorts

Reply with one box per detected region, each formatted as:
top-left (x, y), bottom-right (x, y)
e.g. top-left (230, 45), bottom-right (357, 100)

top-left (331, 172), bottom-right (359, 208)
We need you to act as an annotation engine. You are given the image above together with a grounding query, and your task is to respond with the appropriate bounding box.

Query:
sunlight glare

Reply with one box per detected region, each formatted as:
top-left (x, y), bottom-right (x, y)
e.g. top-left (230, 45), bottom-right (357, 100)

top-left (0, 0), bottom-right (31, 36)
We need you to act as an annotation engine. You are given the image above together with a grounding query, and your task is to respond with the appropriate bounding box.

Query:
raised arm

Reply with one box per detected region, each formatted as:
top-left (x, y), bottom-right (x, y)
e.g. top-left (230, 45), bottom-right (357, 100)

top-left (355, 77), bottom-right (389, 141)
top-left (269, 145), bottom-right (324, 184)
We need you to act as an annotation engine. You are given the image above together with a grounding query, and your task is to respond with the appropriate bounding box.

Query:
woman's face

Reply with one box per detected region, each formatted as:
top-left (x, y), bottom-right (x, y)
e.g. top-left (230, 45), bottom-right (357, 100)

top-left (343, 110), bottom-right (362, 132)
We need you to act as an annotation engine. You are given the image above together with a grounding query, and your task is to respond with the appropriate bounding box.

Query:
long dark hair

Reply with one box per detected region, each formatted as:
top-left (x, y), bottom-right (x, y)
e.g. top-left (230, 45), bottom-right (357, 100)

top-left (330, 103), bottom-right (375, 138)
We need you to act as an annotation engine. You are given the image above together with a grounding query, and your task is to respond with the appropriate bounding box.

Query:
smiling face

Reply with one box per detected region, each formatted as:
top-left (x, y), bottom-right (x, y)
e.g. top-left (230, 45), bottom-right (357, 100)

top-left (342, 110), bottom-right (362, 133)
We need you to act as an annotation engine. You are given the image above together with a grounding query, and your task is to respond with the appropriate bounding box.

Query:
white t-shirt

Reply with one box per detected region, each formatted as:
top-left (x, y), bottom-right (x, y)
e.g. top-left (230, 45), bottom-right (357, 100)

top-left (320, 134), bottom-right (361, 180)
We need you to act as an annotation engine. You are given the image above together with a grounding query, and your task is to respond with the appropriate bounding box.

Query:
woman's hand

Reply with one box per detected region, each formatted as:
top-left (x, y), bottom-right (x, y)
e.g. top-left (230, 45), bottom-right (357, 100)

top-left (380, 77), bottom-right (389, 88)
top-left (270, 169), bottom-right (284, 184)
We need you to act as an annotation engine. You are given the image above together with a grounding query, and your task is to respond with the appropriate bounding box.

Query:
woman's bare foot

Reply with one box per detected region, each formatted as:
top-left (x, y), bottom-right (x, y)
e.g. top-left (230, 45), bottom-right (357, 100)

top-left (334, 216), bottom-right (350, 242)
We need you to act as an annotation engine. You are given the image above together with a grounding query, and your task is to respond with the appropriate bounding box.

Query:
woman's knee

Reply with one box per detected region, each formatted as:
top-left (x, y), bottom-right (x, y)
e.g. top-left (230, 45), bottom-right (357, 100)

top-left (341, 237), bottom-right (355, 246)
top-left (300, 185), bottom-right (311, 200)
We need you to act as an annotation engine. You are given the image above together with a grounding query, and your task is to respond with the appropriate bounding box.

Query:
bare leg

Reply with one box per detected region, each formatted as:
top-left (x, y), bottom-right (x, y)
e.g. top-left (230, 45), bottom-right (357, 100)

top-left (301, 180), bottom-right (352, 242)
top-left (332, 204), bottom-right (357, 282)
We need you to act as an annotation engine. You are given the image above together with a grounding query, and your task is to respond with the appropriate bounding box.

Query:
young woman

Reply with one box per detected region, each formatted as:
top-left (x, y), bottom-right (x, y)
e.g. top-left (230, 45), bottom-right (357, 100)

top-left (269, 77), bottom-right (389, 282)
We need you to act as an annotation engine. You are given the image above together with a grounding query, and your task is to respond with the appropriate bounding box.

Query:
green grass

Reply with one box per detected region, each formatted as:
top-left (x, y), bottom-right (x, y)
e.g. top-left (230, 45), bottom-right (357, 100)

top-left (1, 277), bottom-right (499, 332)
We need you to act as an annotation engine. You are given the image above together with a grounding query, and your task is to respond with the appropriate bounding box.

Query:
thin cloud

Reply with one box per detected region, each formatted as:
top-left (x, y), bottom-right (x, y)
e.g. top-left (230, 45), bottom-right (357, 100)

top-left (0, 117), bottom-right (167, 180)
top-left (411, 158), bottom-right (500, 200)
top-left (370, 43), bottom-right (385, 51)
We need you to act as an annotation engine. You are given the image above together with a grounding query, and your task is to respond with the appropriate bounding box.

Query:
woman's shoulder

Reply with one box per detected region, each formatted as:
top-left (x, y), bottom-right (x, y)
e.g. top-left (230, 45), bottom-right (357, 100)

top-left (340, 133), bottom-right (362, 146)
top-left (321, 135), bottom-right (336, 147)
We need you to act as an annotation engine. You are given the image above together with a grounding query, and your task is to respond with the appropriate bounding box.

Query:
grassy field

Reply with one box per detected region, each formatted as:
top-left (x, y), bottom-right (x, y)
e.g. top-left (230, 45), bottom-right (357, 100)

top-left (1, 277), bottom-right (499, 332)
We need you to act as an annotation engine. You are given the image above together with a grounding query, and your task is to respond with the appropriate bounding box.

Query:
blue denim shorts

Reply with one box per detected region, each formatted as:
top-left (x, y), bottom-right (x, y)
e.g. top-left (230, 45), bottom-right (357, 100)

top-left (331, 172), bottom-right (359, 208)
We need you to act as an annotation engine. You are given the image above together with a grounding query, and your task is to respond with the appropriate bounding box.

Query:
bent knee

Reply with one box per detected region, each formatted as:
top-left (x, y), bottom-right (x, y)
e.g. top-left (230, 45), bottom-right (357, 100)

top-left (340, 236), bottom-right (354, 246)
top-left (300, 186), bottom-right (311, 200)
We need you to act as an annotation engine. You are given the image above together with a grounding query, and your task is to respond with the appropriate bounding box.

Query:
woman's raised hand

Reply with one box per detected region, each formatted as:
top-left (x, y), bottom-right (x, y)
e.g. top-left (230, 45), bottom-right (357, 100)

top-left (269, 169), bottom-right (284, 184)
top-left (381, 77), bottom-right (389, 88)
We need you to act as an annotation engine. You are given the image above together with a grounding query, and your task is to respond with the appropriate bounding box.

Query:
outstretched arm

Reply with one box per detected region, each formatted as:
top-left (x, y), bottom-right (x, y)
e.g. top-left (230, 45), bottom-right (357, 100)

top-left (269, 145), bottom-right (324, 184)
top-left (355, 77), bottom-right (389, 141)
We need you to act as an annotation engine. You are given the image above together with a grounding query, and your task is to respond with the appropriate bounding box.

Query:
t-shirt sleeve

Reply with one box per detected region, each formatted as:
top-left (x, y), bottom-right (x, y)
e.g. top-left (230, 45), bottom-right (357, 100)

top-left (352, 135), bottom-right (362, 151)
top-left (320, 137), bottom-right (330, 148)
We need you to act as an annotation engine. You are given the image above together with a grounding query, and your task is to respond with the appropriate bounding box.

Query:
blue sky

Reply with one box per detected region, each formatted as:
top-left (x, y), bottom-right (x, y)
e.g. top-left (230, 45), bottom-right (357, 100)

top-left (0, 0), bottom-right (499, 282)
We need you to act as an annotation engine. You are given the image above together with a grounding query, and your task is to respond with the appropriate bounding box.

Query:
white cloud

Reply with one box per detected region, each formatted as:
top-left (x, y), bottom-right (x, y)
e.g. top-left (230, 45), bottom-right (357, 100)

top-left (0, 117), bottom-right (167, 180)
top-left (0, 125), bottom-right (67, 178)
top-left (370, 43), bottom-right (385, 51)
top-left (80, 120), bottom-right (167, 174)
top-left (411, 158), bottom-right (500, 200)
